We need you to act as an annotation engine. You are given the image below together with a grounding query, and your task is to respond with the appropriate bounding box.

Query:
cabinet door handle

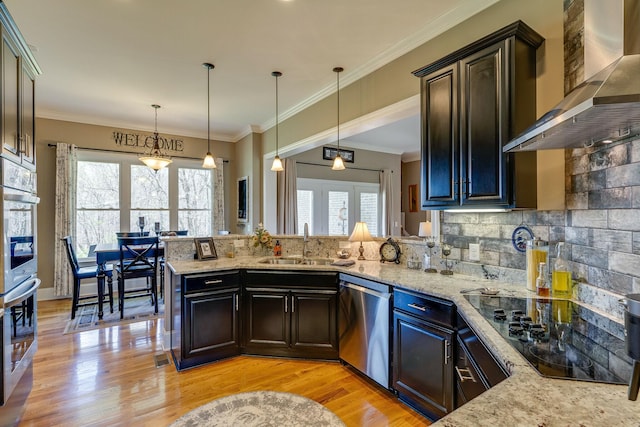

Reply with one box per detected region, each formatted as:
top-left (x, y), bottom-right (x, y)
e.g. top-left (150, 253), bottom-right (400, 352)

top-left (285, 297), bottom-right (288, 313)
top-left (455, 366), bottom-right (476, 383)
top-left (19, 134), bottom-right (28, 154)
top-left (408, 303), bottom-right (426, 312)
top-left (204, 279), bottom-right (223, 285)
top-left (291, 297), bottom-right (295, 313)
top-left (444, 339), bottom-right (451, 364)
top-left (235, 294), bottom-right (239, 311)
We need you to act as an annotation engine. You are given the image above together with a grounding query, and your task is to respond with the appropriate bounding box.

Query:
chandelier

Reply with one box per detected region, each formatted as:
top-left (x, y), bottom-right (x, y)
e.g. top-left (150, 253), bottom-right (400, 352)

top-left (139, 104), bottom-right (172, 171)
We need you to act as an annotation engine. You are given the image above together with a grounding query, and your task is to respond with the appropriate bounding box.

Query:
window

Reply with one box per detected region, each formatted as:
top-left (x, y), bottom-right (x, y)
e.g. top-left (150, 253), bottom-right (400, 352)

top-left (130, 164), bottom-right (169, 232)
top-left (75, 152), bottom-right (214, 257)
top-left (297, 189), bottom-right (313, 235)
top-left (296, 178), bottom-right (380, 237)
top-left (76, 161), bottom-right (120, 257)
top-left (178, 167), bottom-right (212, 236)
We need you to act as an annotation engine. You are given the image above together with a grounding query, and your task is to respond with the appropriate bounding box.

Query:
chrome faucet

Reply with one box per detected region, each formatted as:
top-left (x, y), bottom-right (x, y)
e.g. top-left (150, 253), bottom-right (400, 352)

top-left (302, 223), bottom-right (311, 258)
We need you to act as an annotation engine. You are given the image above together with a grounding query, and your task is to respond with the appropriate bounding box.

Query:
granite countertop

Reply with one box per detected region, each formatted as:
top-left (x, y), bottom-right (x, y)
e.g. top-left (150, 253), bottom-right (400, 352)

top-left (167, 257), bottom-right (639, 426)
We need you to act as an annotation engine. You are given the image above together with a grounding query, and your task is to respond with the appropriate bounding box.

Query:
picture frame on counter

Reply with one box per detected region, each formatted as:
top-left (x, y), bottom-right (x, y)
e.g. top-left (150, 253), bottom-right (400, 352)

top-left (195, 238), bottom-right (217, 260)
top-left (322, 146), bottom-right (354, 163)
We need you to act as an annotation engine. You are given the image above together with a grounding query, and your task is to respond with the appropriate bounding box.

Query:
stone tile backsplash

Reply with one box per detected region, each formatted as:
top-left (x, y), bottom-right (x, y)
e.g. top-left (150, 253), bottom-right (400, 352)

top-left (440, 137), bottom-right (640, 316)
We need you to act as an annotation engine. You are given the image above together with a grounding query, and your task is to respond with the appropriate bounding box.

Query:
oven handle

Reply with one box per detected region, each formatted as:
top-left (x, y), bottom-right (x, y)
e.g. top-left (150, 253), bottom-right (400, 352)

top-left (4, 192), bottom-right (40, 204)
top-left (5, 278), bottom-right (41, 307)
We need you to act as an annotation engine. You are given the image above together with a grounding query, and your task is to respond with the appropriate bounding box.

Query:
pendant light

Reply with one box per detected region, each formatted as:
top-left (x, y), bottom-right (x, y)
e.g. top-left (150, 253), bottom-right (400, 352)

top-left (332, 66), bottom-right (345, 171)
top-left (202, 62), bottom-right (217, 169)
top-left (139, 104), bottom-right (172, 171)
top-left (270, 71), bottom-right (284, 172)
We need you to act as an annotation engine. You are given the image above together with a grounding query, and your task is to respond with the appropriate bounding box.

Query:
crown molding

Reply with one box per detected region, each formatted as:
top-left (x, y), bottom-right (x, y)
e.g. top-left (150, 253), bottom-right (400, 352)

top-left (259, 0), bottom-right (498, 133)
top-left (38, 111), bottom-right (236, 142)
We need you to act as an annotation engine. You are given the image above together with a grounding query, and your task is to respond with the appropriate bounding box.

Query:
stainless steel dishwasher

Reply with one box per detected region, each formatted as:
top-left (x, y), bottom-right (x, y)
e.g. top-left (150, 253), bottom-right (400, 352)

top-left (338, 274), bottom-right (391, 389)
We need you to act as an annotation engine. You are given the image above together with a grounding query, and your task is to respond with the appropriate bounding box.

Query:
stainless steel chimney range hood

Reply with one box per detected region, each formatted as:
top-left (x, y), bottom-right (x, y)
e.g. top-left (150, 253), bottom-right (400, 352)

top-left (504, 0), bottom-right (640, 153)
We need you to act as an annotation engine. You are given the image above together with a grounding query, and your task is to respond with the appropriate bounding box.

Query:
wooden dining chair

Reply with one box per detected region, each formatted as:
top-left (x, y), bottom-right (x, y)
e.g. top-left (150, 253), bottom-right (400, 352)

top-left (116, 236), bottom-right (159, 319)
top-left (62, 236), bottom-right (114, 319)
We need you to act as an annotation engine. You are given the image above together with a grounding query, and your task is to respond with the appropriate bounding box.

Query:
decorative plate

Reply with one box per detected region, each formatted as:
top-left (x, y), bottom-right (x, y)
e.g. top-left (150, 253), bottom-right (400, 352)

top-left (511, 225), bottom-right (533, 253)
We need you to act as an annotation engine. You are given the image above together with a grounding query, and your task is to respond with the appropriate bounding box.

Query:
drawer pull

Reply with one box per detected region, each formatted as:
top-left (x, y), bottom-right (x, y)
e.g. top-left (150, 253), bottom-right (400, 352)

top-left (204, 279), bottom-right (223, 285)
top-left (445, 339), bottom-right (451, 364)
top-left (455, 366), bottom-right (476, 383)
top-left (408, 303), bottom-right (426, 312)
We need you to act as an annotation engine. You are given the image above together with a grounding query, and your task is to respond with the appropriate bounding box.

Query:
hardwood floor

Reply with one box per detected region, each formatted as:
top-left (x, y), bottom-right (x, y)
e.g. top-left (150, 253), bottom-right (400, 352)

top-left (18, 299), bottom-right (429, 427)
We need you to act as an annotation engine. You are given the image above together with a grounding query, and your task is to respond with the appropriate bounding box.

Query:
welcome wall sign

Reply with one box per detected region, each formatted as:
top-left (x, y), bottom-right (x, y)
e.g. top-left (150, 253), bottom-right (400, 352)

top-left (112, 130), bottom-right (185, 153)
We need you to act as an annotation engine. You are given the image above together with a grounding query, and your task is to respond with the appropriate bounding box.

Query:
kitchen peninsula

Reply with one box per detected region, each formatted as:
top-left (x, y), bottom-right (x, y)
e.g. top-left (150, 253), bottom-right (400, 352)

top-left (164, 241), bottom-right (639, 426)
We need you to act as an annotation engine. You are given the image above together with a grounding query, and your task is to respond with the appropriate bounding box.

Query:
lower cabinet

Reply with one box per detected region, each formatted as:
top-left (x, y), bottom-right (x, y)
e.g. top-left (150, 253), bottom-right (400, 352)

top-left (243, 270), bottom-right (338, 359)
top-left (455, 315), bottom-right (508, 407)
top-left (392, 288), bottom-right (455, 420)
top-left (175, 270), bottom-right (241, 370)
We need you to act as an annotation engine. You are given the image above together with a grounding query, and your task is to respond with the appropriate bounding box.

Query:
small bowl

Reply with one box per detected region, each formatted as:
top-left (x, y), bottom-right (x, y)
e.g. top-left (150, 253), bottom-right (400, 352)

top-left (480, 287), bottom-right (500, 295)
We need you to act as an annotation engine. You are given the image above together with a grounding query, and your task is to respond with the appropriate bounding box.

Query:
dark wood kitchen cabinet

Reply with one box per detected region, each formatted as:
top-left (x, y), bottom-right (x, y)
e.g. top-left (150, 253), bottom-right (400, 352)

top-left (0, 4), bottom-right (39, 169)
top-left (393, 288), bottom-right (456, 420)
top-left (243, 270), bottom-right (338, 359)
top-left (176, 270), bottom-right (242, 370)
top-left (455, 314), bottom-right (508, 408)
top-left (413, 21), bottom-right (542, 209)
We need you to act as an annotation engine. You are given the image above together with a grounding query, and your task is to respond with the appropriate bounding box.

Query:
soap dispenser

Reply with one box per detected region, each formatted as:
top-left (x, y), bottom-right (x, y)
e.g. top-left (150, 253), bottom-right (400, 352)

top-left (273, 240), bottom-right (282, 257)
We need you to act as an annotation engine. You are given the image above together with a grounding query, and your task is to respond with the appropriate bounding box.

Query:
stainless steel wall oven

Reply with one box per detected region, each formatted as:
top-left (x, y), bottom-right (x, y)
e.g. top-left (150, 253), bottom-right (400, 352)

top-left (0, 159), bottom-right (39, 425)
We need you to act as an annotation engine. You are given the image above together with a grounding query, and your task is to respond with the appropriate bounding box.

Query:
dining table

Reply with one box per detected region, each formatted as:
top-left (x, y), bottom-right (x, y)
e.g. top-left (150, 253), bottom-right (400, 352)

top-left (94, 242), bottom-right (164, 319)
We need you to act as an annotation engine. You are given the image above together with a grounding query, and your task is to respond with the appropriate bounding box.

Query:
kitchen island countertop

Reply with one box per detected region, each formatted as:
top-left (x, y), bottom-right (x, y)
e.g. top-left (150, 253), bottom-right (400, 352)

top-left (167, 257), bottom-right (639, 426)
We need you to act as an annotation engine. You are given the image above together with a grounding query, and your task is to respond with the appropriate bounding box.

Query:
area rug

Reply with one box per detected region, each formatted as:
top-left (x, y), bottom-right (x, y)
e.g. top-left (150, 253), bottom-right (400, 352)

top-left (63, 297), bottom-right (164, 334)
top-left (169, 391), bottom-right (345, 427)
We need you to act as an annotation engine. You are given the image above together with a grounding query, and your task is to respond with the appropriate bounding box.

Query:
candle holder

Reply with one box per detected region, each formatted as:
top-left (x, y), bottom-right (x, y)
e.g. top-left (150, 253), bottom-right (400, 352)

top-left (154, 222), bottom-right (161, 236)
top-left (424, 237), bottom-right (437, 273)
top-left (440, 244), bottom-right (454, 275)
top-left (138, 216), bottom-right (145, 235)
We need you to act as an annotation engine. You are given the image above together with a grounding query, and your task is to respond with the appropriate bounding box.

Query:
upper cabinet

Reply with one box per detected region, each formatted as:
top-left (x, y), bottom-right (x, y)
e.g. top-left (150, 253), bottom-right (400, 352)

top-left (0, 3), bottom-right (40, 170)
top-left (413, 21), bottom-right (543, 210)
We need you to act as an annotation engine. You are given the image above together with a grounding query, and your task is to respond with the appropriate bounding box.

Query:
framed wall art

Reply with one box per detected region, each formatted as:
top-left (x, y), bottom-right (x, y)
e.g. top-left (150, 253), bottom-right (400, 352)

top-left (322, 146), bottom-right (354, 163)
top-left (408, 184), bottom-right (418, 212)
top-left (237, 176), bottom-right (249, 223)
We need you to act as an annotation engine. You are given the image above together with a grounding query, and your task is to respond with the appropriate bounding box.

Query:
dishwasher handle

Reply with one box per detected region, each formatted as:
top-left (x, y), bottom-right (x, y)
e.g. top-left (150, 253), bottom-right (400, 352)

top-left (340, 281), bottom-right (391, 299)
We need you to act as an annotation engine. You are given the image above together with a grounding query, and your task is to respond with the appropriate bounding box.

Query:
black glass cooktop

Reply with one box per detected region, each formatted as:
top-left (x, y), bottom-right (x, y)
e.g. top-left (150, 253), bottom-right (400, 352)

top-left (464, 295), bottom-right (633, 384)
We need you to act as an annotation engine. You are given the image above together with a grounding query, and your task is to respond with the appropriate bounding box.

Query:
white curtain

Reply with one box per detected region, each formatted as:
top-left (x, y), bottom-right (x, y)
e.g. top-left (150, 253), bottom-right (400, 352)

top-left (277, 158), bottom-right (298, 234)
top-left (53, 143), bottom-right (78, 297)
top-left (212, 158), bottom-right (225, 233)
top-left (380, 169), bottom-right (393, 237)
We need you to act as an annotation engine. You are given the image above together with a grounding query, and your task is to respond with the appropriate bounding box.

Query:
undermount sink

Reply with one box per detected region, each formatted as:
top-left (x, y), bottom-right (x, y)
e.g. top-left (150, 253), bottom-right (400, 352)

top-left (257, 257), bottom-right (335, 266)
top-left (301, 258), bottom-right (335, 265)
top-left (258, 257), bottom-right (302, 265)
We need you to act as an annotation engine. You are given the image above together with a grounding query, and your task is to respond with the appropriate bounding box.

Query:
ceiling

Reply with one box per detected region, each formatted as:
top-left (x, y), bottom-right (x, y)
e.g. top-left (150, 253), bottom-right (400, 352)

top-left (5, 0), bottom-right (497, 159)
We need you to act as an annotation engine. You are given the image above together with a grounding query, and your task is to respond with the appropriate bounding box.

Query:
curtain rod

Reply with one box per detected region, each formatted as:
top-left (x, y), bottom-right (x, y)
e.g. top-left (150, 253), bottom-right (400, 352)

top-left (295, 161), bottom-right (390, 173)
top-left (47, 143), bottom-right (229, 163)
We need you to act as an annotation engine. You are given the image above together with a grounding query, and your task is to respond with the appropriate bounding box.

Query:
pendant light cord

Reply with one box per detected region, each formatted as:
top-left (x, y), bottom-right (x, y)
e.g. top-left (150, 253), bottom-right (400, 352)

top-left (336, 70), bottom-right (340, 150)
top-left (275, 72), bottom-right (279, 155)
top-left (207, 65), bottom-right (211, 152)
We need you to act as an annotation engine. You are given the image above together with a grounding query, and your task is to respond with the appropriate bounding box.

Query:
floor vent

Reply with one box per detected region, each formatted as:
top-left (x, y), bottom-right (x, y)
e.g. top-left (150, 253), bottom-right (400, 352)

top-left (154, 352), bottom-right (170, 368)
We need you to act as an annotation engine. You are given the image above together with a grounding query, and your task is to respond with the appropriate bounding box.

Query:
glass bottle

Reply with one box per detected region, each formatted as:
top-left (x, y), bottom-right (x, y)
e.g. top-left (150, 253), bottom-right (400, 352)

top-left (536, 262), bottom-right (549, 297)
top-left (551, 242), bottom-right (571, 297)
